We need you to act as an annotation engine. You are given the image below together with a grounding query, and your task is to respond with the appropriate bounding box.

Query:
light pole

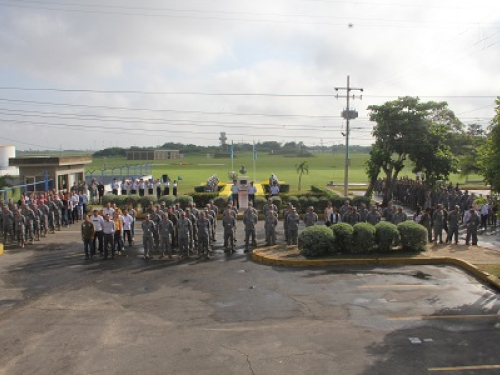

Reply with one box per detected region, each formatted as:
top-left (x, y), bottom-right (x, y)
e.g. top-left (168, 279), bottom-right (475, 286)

top-left (335, 76), bottom-right (363, 197)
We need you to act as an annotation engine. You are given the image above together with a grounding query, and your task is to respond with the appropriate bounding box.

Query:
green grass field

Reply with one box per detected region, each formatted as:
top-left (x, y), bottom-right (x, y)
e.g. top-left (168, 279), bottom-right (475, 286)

top-left (89, 153), bottom-right (484, 194)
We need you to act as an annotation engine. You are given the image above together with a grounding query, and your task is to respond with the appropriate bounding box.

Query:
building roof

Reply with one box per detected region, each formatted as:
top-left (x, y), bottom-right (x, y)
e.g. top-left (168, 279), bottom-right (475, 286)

top-left (9, 155), bottom-right (93, 167)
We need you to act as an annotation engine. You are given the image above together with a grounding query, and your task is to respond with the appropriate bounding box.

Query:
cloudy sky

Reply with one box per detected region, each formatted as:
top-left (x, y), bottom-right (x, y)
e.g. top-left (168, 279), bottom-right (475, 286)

top-left (0, 0), bottom-right (498, 151)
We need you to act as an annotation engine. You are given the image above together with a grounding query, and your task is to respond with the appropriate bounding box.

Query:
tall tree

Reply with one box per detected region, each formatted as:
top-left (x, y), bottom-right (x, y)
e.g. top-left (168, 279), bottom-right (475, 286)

top-left (478, 98), bottom-right (500, 192)
top-left (295, 161), bottom-right (309, 191)
top-left (365, 96), bottom-right (460, 206)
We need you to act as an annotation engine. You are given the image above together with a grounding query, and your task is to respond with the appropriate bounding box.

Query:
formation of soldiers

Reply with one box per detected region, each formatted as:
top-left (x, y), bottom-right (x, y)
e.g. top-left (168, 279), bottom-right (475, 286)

top-left (1, 189), bottom-right (90, 248)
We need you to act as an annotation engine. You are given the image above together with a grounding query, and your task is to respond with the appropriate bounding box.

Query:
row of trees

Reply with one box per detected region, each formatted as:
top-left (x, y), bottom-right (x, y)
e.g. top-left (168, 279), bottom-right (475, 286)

top-left (364, 96), bottom-right (499, 206)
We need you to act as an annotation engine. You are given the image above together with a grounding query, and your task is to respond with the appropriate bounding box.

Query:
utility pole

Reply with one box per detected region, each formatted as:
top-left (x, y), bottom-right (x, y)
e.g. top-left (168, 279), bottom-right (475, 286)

top-left (335, 75), bottom-right (363, 197)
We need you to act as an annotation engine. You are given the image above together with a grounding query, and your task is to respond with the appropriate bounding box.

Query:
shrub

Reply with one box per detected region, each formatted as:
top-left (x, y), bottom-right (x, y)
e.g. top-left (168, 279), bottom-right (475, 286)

top-left (190, 192), bottom-right (219, 208)
top-left (330, 196), bottom-right (347, 209)
top-left (213, 195), bottom-right (228, 211)
top-left (298, 196), bottom-right (309, 213)
top-left (307, 196), bottom-right (319, 210)
top-left (254, 196), bottom-right (267, 211)
top-left (298, 225), bottom-right (335, 257)
top-left (177, 195), bottom-right (193, 209)
top-left (352, 223), bottom-right (376, 254)
top-left (352, 195), bottom-right (371, 208)
top-left (397, 221), bottom-right (428, 252)
top-left (286, 195), bottom-right (299, 209)
top-left (193, 185), bottom-right (205, 193)
top-left (158, 195), bottom-right (176, 207)
top-left (331, 223), bottom-right (354, 254)
top-left (375, 222), bottom-right (399, 252)
top-left (316, 196), bottom-right (330, 212)
top-left (270, 196), bottom-right (282, 209)
top-left (139, 195), bottom-right (157, 212)
top-left (123, 194), bottom-right (141, 207)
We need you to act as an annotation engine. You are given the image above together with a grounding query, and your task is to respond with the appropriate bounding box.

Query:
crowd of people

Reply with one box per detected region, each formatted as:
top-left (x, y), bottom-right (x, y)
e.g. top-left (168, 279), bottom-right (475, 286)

top-left (1, 187), bottom-right (92, 248)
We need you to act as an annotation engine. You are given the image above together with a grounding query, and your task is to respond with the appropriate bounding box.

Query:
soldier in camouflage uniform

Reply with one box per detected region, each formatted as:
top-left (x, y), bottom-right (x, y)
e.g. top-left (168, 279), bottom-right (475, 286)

top-left (21, 203), bottom-right (35, 244)
top-left (158, 213), bottom-right (174, 259)
top-left (31, 204), bottom-right (42, 241)
top-left (303, 206), bottom-right (318, 227)
top-left (197, 212), bottom-right (211, 259)
top-left (151, 207), bottom-right (162, 250)
top-left (222, 209), bottom-right (236, 253)
top-left (177, 212), bottom-right (193, 258)
top-left (286, 208), bottom-right (300, 245)
top-left (432, 204), bottom-right (446, 244)
top-left (264, 209), bottom-right (278, 246)
top-left (15, 209), bottom-right (26, 248)
top-left (243, 206), bottom-right (258, 253)
top-left (141, 215), bottom-right (155, 259)
top-left (2, 206), bottom-right (14, 245)
top-left (185, 208), bottom-right (198, 251)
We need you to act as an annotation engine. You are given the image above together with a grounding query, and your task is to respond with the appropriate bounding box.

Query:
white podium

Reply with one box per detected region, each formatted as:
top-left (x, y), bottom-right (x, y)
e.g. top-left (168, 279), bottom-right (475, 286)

top-left (237, 176), bottom-right (249, 210)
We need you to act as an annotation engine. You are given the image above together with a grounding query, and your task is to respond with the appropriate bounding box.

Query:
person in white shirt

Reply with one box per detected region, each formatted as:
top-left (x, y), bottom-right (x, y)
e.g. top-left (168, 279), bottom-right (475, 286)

top-left (138, 179), bottom-right (145, 197)
top-left (248, 181), bottom-right (257, 206)
top-left (102, 214), bottom-right (115, 259)
top-left (270, 183), bottom-right (280, 196)
top-left (122, 209), bottom-right (134, 246)
top-left (480, 202), bottom-right (489, 230)
top-left (112, 179), bottom-right (120, 195)
top-left (91, 209), bottom-right (105, 256)
top-left (131, 180), bottom-right (138, 195)
top-left (102, 202), bottom-right (115, 218)
top-left (231, 180), bottom-right (239, 209)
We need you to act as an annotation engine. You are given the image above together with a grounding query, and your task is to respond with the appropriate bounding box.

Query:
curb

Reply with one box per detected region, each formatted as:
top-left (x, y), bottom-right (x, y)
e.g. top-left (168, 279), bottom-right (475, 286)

top-left (0, 243), bottom-right (3, 256)
top-left (252, 249), bottom-right (500, 291)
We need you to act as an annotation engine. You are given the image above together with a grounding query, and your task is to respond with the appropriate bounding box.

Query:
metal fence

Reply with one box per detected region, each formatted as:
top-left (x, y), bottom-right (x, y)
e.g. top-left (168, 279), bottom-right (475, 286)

top-left (1, 178), bottom-right (55, 202)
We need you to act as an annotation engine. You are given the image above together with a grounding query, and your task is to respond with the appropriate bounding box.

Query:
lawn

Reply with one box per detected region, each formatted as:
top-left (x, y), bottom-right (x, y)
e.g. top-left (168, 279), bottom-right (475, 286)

top-left (88, 152), bottom-right (484, 194)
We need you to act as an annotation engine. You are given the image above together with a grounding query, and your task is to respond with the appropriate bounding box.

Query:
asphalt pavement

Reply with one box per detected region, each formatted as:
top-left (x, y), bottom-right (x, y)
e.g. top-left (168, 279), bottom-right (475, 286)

top-left (1, 219), bottom-right (500, 374)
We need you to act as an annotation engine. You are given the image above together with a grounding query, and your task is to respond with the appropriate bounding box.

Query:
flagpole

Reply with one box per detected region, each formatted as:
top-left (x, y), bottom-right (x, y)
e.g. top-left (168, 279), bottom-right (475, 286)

top-left (231, 141), bottom-right (234, 172)
top-left (253, 140), bottom-right (256, 181)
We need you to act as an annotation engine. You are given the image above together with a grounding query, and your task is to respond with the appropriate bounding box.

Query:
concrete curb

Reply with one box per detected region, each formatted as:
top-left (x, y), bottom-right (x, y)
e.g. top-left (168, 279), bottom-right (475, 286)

top-left (252, 249), bottom-right (500, 291)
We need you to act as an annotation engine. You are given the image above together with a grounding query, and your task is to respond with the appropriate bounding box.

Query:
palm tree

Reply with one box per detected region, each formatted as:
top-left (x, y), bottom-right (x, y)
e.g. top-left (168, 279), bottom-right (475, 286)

top-left (295, 161), bottom-right (309, 191)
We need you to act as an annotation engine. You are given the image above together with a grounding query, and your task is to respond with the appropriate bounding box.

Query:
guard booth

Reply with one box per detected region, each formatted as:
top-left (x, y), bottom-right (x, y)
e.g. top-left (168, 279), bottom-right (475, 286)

top-left (237, 176), bottom-right (250, 209)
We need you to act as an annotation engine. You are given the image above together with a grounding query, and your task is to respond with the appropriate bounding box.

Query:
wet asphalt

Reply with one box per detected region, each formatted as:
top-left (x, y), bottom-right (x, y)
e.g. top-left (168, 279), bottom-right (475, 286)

top-left (0, 220), bottom-right (500, 374)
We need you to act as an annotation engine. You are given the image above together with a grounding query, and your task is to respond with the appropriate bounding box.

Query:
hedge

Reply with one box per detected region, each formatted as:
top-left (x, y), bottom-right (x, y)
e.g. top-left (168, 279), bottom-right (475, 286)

top-left (298, 225), bottom-right (335, 257)
top-left (254, 196), bottom-right (267, 211)
top-left (190, 192), bottom-right (219, 208)
top-left (177, 195), bottom-right (194, 209)
top-left (158, 195), bottom-right (177, 207)
top-left (375, 222), bottom-right (399, 252)
top-left (397, 221), bottom-right (428, 252)
top-left (286, 195), bottom-right (299, 209)
top-left (352, 223), bottom-right (376, 254)
top-left (331, 223), bottom-right (354, 254)
top-left (213, 196), bottom-right (228, 211)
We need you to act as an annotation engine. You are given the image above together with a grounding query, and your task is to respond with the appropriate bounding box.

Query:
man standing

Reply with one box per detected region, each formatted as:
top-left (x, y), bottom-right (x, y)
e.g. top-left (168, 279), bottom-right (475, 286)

top-left (432, 204), bottom-right (445, 244)
top-left (230, 180), bottom-right (239, 209)
top-left (81, 214), bottom-right (95, 260)
top-left (159, 213), bottom-right (174, 259)
top-left (391, 207), bottom-right (407, 225)
top-left (446, 205), bottom-right (460, 245)
top-left (465, 208), bottom-right (480, 246)
top-left (177, 212), bottom-right (193, 258)
top-left (141, 214), bottom-right (155, 259)
top-left (248, 181), bottom-right (257, 207)
top-left (102, 214), bottom-right (115, 260)
top-left (122, 209), bottom-right (134, 247)
top-left (97, 181), bottom-right (105, 204)
top-left (265, 209), bottom-right (278, 246)
top-left (197, 212), bottom-right (211, 259)
top-left (222, 209), bottom-right (236, 253)
top-left (112, 179), bottom-right (119, 195)
top-left (243, 206), bottom-right (258, 253)
top-left (287, 208), bottom-right (300, 245)
top-left (91, 209), bottom-right (104, 256)
top-left (303, 206), bottom-right (318, 227)
top-left (366, 206), bottom-right (382, 226)
top-left (269, 182), bottom-right (280, 197)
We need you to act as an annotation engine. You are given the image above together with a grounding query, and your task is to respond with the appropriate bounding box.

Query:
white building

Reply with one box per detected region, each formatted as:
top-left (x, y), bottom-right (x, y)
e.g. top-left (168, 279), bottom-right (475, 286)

top-left (0, 145), bottom-right (19, 176)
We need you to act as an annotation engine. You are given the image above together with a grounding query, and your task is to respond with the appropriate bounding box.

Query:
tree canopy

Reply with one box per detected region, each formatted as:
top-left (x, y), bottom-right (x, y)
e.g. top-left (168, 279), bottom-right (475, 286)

top-left (478, 97), bottom-right (500, 193)
top-left (365, 96), bottom-right (461, 205)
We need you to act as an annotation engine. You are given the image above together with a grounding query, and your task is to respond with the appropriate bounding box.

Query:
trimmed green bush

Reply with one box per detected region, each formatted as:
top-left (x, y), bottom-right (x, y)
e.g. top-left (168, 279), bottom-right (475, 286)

top-left (316, 196), bottom-right (329, 212)
top-left (177, 195), bottom-right (193, 209)
top-left (190, 192), bottom-right (219, 208)
top-left (298, 225), bottom-right (335, 257)
top-left (285, 195), bottom-right (299, 209)
top-left (307, 196), bottom-right (319, 210)
top-left (330, 196), bottom-right (348, 209)
top-left (298, 196), bottom-right (309, 213)
top-left (375, 222), bottom-right (399, 252)
top-left (331, 223), bottom-right (354, 254)
top-left (254, 196), bottom-right (267, 211)
top-left (397, 221), bottom-right (428, 252)
top-left (139, 195), bottom-right (157, 212)
top-left (193, 185), bottom-right (205, 193)
top-left (213, 195), bottom-right (228, 211)
top-left (270, 196), bottom-right (282, 209)
top-left (158, 195), bottom-right (176, 207)
top-left (352, 223), bottom-right (376, 254)
top-left (352, 195), bottom-right (371, 208)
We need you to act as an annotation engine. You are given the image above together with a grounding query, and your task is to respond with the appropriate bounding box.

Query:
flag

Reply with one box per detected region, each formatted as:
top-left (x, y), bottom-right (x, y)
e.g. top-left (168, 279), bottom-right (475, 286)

top-left (178, 176), bottom-right (183, 181)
